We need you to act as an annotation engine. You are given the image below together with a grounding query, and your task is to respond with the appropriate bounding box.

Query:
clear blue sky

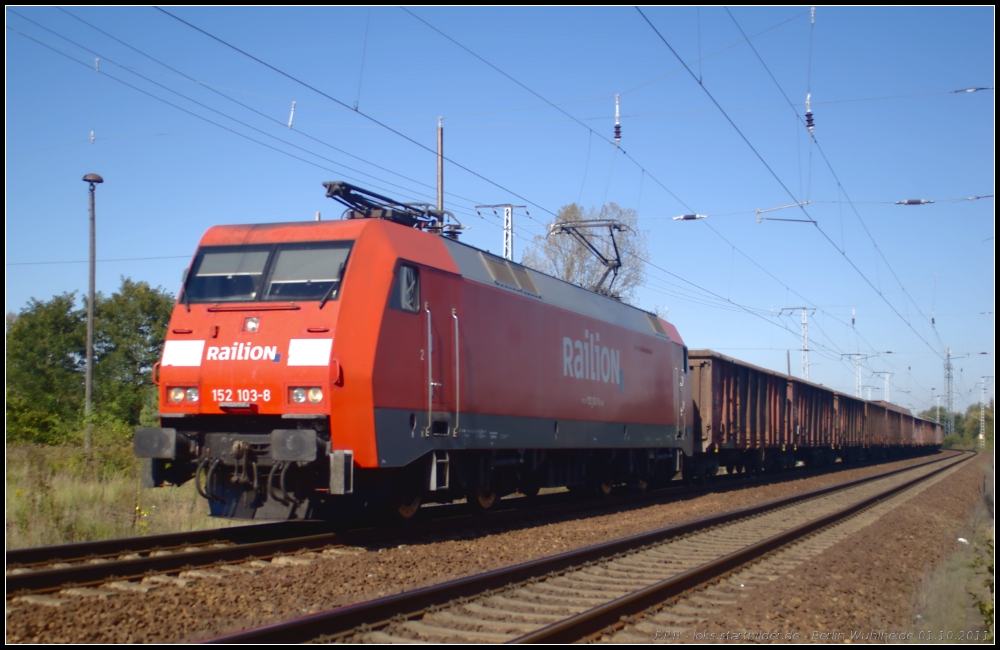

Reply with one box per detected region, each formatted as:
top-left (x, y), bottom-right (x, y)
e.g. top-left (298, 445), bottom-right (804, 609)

top-left (6, 7), bottom-right (994, 414)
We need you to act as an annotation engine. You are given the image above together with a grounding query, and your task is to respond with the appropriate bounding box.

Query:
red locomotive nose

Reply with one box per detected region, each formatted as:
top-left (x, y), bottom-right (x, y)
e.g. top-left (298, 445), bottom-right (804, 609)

top-left (159, 230), bottom-right (356, 421)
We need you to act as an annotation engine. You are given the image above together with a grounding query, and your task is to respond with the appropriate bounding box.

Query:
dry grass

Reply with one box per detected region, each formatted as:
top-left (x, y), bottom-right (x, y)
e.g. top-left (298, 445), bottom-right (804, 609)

top-left (912, 457), bottom-right (995, 642)
top-left (5, 443), bottom-right (242, 550)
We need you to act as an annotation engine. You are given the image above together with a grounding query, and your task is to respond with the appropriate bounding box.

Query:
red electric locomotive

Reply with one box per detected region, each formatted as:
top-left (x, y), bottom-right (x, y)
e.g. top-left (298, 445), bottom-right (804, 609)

top-left (135, 182), bottom-right (693, 519)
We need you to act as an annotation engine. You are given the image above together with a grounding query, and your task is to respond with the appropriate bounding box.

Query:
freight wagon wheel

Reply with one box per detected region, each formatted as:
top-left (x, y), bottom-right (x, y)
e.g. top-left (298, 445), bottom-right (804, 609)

top-left (467, 488), bottom-right (498, 513)
top-left (518, 484), bottom-right (540, 499)
top-left (704, 458), bottom-right (720, 481)
top-left (725, 464), bottom-right (736, 476)
top-left (595, 481), bottom-right (614, 497)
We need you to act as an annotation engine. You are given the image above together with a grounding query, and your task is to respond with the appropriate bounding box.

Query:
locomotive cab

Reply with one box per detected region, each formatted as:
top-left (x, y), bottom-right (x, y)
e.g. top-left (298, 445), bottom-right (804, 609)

top-left (135, 224), bottom-right (367, 518)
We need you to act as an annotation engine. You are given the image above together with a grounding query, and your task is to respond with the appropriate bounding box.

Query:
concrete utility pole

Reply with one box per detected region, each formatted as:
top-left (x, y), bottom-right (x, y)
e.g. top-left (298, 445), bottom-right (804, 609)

top-left (82, 173), bottom-right (104, 460)
top-left (945, 348), bottom-right (954, 435)
top-left (782, 307), bottom-right (815, 380)
top-left (437, 117), bottom-right (444, 212)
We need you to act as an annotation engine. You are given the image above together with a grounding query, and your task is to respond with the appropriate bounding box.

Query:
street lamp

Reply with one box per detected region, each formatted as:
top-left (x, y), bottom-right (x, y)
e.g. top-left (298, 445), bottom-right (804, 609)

top-left (82, 173), bottom-right (103, 459)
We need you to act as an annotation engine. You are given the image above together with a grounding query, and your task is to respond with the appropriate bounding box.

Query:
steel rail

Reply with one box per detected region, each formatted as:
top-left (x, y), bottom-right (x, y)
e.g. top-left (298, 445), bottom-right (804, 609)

top-left (9, 450), bottom-right (943, 595)
top-left (512, 450), bottom-right (974, 643)
top-left (203, 450), bottom-right (967, 644)
top-left (5, 531), bottom-right (350, 596)
top-left (5, 520), bottom-right (329, 568)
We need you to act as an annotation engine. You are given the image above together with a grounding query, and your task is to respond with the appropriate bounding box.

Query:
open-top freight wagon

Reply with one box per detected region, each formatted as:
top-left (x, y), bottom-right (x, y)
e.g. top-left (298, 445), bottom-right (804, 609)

top-left (685, 350), bottom-right (942, 479)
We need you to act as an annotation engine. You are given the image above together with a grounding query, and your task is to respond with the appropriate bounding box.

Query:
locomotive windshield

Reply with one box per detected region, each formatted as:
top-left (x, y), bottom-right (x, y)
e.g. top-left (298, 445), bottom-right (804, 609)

top-left (184, 241), bottom-right (353, 303)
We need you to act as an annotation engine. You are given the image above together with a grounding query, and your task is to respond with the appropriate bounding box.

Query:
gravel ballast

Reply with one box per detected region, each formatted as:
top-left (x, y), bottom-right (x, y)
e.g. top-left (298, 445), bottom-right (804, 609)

top-left (5, 452), bottom-right (965, 644)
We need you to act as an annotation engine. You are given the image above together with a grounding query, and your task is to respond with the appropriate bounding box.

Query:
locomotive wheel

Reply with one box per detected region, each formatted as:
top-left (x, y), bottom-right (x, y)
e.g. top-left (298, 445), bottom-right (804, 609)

top-left (389, 484), bottom-right (423, 522)
top-left (467, 488), bottom-right (498, 513)
top-left (393, 493), bottom-right (422, 521)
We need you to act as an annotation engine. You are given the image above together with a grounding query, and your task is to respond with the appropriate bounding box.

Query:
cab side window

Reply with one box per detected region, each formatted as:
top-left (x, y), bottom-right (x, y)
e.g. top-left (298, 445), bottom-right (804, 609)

top-left (391, 264), bottom-right (420, 313)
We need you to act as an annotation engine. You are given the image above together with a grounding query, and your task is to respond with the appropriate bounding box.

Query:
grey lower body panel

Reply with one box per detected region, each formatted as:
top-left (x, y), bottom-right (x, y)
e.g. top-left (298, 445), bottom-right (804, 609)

top-left (374, 408), bottom-right (694, 468)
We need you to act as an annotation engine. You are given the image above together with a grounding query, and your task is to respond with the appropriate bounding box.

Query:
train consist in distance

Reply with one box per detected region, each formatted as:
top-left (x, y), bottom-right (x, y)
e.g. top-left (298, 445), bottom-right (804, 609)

top-left (134, 182), bottom-right (942, 520)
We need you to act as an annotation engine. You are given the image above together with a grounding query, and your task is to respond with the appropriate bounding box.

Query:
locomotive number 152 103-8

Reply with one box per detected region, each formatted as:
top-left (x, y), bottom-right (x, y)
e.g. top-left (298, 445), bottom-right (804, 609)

top-left (211, 388), bottom-right (272, 403)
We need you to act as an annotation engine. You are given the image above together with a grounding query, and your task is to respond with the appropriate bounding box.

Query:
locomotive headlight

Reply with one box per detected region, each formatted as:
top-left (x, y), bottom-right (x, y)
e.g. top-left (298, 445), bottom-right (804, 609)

top-left (307, 387), bottom-right (323, 404)
top-left (185, 387), bottom-right (200, 403)
top-left (169, 387), bottom-right (185, 403)
top-left (291, 388), bottom-right (307, 404)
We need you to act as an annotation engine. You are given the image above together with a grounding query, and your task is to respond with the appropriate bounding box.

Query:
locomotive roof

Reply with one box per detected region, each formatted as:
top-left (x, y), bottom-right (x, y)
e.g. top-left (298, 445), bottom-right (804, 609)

top-left (439, 235), bottom-right (683, 345)
top-left (196, 218), bottom-right (683, 346)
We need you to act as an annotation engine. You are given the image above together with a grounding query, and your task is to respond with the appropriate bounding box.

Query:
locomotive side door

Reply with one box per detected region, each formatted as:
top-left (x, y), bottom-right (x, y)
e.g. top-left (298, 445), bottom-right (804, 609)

top-left (421, 267), bottom-right (462, 437)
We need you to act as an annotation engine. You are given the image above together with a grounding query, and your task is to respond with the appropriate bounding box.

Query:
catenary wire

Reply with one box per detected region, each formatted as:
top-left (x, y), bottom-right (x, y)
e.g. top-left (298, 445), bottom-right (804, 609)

top-left (724, 8), bottom-right (950, 353)
top-left (57, 8), bottom-right (490, 212)
top-left (14, 10), bottom-right (943, 396)
top-left (636, 7), bottom-right (946, 363)
top-left (153, 6), bottom-right (563, 222)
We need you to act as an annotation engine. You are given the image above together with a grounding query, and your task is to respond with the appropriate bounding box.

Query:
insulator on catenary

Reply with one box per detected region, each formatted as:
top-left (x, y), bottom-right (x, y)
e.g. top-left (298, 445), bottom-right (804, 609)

top-left (804, 93), bottom-right (814, 135)
top-left (895, 199), bottom-right (934, 205)
top-left (614, 93), bottom-right (621, 147)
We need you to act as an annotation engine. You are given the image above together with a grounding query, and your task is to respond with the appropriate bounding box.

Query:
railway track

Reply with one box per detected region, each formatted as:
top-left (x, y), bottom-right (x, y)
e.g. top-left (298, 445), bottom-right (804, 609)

top-left (5, 451), bottom-right (941, 598)
top-left (4, 519), bottom-right (331, 570)
top-left (202, 450), bottom-right (972, 643)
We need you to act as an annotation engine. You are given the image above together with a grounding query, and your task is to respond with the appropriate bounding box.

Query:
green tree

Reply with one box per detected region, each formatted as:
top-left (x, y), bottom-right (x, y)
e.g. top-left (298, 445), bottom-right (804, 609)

top-left (93, 278), bottom-right (175, 425)
top-left (923, 402), bottom-right (994, 449)
top-left (5, 293), bottom-right (86, 443)
top-left (5, 279), bottom-right (175, 444)
top-left (958, 399), bottom-right (994, 449)
top-left (521, 202), bottom-right (648, 304)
